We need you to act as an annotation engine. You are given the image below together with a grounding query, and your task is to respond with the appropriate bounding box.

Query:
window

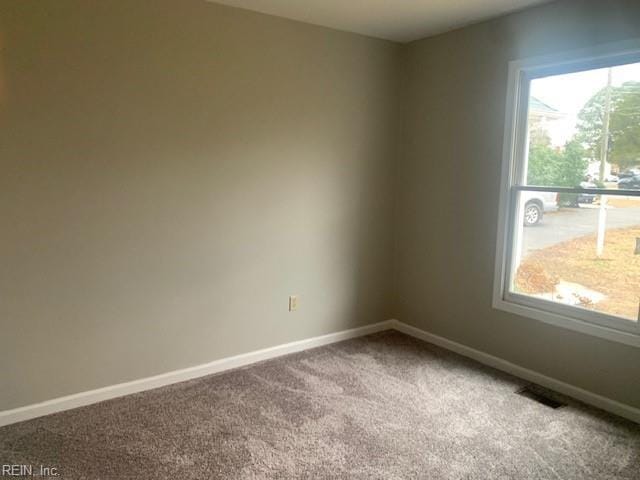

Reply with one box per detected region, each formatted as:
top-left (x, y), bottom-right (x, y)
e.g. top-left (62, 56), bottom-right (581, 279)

top-left (494, 41), bottom-right (640, 347)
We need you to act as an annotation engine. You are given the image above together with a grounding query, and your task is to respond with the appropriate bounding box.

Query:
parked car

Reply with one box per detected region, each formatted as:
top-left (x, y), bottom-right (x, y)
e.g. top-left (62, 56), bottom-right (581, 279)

top-left (605, 174), bottom-right (619, 183)
top-left (619, 168), bottom-right (640, 179)
top-left (577, 180), bottom-right (598, 204)
top-left (618, 174), bottom-right (640, 189)
top-left (521, 191), bottom-right (558, 226)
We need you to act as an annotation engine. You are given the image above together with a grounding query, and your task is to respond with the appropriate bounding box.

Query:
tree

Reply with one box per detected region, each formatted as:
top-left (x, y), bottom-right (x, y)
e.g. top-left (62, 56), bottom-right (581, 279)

top-left (609, 81), bottom-right (640, 168)
top-left (576, 81), bottom-right (640, 170)
top-left (527, 132), bottom-right (587, 188)
top-left (557, 140), bottom-right (589, 187)
top-left (527, 135), bottom-right (562, 186)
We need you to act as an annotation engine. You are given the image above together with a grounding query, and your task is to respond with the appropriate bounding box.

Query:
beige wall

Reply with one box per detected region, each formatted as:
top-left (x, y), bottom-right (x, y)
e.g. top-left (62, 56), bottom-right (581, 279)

top-left (395, 0), bottom-right (640, 408)
top-left (0, 0), bottom-right (400, 410)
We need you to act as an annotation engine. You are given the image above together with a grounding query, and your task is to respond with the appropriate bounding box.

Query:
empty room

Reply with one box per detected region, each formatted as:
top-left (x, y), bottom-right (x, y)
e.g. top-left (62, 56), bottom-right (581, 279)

top-left (1, 0), bottom-right (640, 478)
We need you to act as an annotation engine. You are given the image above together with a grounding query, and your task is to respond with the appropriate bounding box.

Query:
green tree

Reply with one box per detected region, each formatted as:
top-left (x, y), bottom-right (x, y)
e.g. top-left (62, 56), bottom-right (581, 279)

top-left (609, 81), bottom-right (640, 168)
top-left (527, 133), bottom-right (587, 188)
top-left (527, 133), bottom-right (562, 185)
top-left (556, 140), bottom-right (588, 187)
top-left (576, 81), bottom-right (640, 170)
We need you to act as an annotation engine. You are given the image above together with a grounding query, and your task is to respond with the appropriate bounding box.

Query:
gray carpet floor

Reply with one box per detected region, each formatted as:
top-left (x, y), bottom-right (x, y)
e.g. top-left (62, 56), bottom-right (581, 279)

top-left (1, 330), bottom-right (639, 479)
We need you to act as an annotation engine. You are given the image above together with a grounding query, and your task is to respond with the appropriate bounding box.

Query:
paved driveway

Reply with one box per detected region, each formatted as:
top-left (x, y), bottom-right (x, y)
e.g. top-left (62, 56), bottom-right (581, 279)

top-left (523, 206), bottom-right (640, 254)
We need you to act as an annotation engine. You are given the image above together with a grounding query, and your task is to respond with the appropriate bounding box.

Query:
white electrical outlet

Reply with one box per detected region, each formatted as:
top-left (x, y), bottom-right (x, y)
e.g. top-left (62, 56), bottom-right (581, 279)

top-left (289, 295), bottom-right (299, 312)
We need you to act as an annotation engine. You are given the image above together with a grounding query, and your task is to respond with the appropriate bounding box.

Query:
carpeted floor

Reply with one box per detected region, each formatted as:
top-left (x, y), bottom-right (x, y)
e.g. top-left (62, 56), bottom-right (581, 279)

top-left (1, 331), bottom-right (639, 479)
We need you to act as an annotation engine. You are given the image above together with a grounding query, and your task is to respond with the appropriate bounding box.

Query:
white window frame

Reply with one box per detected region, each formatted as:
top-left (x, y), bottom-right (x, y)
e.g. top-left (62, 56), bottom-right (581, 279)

top-left (493, 39), bottom-right (640, 348)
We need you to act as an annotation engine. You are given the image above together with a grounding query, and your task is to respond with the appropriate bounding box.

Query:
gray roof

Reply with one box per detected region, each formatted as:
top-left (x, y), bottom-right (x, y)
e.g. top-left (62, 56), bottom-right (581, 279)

top-left (530, 96), bottom-right (560, 115)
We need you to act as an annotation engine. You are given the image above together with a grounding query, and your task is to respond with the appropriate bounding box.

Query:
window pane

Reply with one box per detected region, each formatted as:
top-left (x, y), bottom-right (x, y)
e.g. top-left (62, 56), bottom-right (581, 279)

top-left (526, 62), bottom-right (640, 187)
top-left (511, 192), bottom-right (640, 322)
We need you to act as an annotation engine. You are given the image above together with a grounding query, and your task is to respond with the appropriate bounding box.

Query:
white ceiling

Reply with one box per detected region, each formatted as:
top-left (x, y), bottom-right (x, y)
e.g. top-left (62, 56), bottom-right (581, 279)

top-left (210, 0), bottom-right (552, 43)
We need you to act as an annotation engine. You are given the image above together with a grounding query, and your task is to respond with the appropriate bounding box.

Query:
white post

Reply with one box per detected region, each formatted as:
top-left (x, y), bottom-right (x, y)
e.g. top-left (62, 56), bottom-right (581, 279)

top-left (596, 68), bottom-right (613, 258)
top-left (596, 196), bottom-right (607, 256)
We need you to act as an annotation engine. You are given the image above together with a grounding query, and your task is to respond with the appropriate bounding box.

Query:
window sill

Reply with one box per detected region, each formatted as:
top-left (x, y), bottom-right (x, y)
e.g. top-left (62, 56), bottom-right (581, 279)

top-left (492, 296), bottom-right (640, 348)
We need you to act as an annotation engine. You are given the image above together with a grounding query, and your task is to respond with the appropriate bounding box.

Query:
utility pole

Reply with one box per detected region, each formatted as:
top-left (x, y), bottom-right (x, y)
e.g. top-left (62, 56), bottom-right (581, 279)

top-left (596, 67), bottom-right (613, 258)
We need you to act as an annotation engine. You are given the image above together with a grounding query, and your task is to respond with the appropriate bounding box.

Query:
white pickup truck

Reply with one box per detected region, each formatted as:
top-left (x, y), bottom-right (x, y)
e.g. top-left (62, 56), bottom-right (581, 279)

top-left (521, 191), bottom-right (558, 226)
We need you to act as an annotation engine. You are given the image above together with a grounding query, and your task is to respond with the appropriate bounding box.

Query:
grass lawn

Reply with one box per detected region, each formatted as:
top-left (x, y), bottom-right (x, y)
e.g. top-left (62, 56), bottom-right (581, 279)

top-left (516, 226), bottom-right (640, 320)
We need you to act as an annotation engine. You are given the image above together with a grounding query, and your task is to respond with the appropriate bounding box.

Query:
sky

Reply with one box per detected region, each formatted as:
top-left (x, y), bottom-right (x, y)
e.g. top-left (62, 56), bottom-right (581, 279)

top-left (529, 61), bottom-right (640, 147)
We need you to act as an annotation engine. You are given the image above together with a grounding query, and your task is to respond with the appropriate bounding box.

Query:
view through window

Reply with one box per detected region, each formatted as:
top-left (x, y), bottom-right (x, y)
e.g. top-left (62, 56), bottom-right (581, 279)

top-left (509, 61), bottom-right (640, 324)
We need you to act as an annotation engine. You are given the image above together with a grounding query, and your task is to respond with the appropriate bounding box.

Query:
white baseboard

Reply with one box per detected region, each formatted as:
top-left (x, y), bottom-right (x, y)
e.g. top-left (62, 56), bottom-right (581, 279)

top-left (390, 319), bottom-right (640, 425)
top-left (0, 320), bottom-right (394, 427)
top-left (3, 318), bottom-right (638, 428)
